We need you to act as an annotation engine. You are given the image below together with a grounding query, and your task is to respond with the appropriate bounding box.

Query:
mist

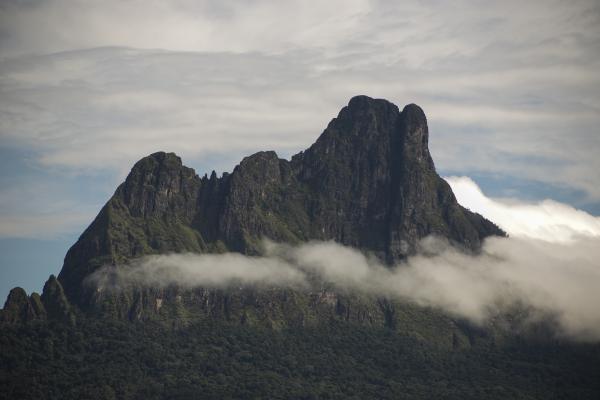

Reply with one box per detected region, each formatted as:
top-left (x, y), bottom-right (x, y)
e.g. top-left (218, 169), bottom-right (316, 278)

top-left (88, 235), bottom-right (600, 341)
top-left (90, 252), bottom-right (306, 291)
top-left (88, 178), bottom-right (600, 341)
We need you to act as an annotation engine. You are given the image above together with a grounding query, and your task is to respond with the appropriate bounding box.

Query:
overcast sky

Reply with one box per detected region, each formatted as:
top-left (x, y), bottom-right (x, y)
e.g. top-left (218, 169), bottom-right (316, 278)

top-left (0, 0), bottom-right (599, 301)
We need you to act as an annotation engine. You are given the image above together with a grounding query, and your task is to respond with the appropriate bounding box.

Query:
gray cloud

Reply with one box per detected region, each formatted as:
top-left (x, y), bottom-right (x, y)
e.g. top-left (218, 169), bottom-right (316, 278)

top-left (1, 44), bottom-right (599, 197)
top-left (0, 0), bottom-right (371, 57)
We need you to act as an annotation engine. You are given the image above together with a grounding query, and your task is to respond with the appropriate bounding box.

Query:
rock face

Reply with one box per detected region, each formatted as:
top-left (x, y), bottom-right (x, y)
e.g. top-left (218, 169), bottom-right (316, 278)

top-left (10, 96), bottom-right (503, 324)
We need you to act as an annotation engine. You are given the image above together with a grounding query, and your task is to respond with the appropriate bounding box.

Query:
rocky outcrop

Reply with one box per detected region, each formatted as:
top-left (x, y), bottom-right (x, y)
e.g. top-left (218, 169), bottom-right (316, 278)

top-left (17, 95), bottom-right (503, 321)
top-left (0, 288), bottom-right (44, 324)
top-left (0, 276), bottom-right (78, 325)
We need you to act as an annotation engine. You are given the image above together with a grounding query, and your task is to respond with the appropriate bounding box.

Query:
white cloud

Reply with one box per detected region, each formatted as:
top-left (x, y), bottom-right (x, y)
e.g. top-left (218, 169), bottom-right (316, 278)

top-left (90, 252), bottom-right (306, 291)
top-left (446, 176), bottom-right (600, 242)
top-left (0, 49), bottom-right (340, 170)
top-left (90, 234), bottom-right (600, 341)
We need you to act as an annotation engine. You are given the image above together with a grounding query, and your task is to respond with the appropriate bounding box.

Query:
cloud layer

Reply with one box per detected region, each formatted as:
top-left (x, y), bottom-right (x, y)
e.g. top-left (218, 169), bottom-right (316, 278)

top-left (89, 178), bottom-right (600, 341)
top-left (90, 236), bottom-right (600, 341)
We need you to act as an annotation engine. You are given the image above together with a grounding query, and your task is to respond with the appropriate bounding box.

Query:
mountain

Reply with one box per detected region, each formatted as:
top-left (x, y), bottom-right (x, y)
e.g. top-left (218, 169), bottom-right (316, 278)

top-left (4, 95), bottom-right (504, 327)
top-left (2, 96), bottom-right (600, 400)
top-left (52, 96), bottom-right (501, 314)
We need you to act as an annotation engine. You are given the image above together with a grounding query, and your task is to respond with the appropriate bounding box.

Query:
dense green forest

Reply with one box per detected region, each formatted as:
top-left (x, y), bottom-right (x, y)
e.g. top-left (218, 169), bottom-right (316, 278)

top-left (2, 318), bottom-right (599, 399)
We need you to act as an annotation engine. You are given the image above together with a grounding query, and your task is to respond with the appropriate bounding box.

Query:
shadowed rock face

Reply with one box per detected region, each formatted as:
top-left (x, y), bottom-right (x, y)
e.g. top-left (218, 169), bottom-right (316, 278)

top-left (52, 95), bottom-right (503, 315)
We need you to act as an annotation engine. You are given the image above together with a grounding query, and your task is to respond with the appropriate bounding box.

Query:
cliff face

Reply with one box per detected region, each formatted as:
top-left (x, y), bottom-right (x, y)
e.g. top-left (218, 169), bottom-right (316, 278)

top-left (28, 95), bottom-right (502, 324)
top-left (288, 97), bottom-right (499, 261)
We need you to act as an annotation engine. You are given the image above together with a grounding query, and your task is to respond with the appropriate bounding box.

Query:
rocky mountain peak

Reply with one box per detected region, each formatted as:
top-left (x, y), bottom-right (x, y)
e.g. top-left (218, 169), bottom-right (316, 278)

top-left (43, 95), bottom-right (504, 313)
top-left (301, 96), bottom-right (432, 178)
top-left (119, 151), bottom-right (201, 222)
top-left (346, 94), bottom-right (399, 113)
top-left (0, 287), bottom-right (37, 323)
top-left (235, 151), bottom-right (281, 180)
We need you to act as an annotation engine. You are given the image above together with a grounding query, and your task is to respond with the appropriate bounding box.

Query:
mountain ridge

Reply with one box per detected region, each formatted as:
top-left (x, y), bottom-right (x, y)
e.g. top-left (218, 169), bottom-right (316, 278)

top-left (3, 95), bottom-right (504, 325)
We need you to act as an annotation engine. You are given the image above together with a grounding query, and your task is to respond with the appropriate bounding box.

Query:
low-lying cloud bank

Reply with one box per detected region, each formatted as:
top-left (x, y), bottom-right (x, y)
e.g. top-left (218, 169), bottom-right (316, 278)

top-left (89, 179), bottom-right (600, 341)
top-left (90, 237), bottom-right (600, 341)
